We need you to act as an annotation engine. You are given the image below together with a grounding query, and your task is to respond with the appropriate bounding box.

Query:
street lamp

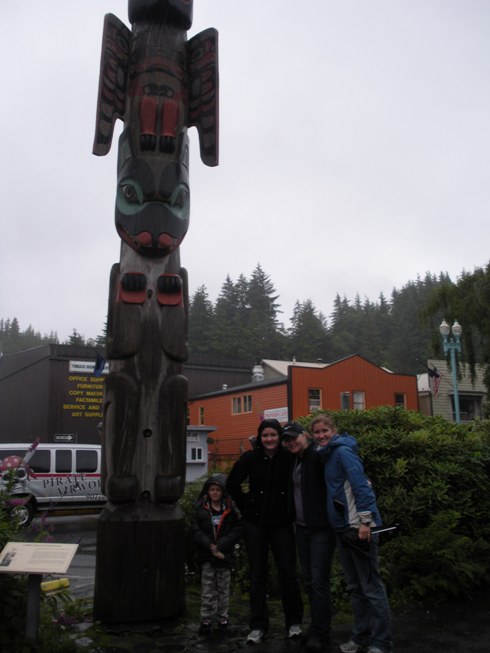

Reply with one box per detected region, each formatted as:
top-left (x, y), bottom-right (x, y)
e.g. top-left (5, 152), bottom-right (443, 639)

top-left (439, 319), bottom-right (463, 423)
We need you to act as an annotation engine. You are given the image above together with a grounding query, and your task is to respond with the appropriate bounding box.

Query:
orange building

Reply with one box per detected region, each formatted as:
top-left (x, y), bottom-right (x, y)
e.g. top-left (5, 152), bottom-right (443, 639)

top-left (188, 355), bottom-right (418, 466)
top-left (288, 355), bottom-right (418, 417)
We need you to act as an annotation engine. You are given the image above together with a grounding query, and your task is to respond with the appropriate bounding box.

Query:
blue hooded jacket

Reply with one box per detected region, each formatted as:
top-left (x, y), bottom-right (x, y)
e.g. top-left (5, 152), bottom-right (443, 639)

top-left (318, 433), bottom-right (382, 532)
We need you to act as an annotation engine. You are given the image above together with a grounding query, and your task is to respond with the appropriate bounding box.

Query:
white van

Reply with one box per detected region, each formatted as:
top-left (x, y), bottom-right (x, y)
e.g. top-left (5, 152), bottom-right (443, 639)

top-left (0, 443), bottom-right (106, 525)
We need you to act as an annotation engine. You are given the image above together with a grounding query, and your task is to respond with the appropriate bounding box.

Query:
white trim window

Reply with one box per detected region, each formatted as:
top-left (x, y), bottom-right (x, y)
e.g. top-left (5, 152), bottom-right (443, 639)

top-left (352, 391), bottom-right (365, 410)
top-left (190, 447), bottom-right (203, 461)
top-left (232, 394), bottom-right (252, 414)
top-left (308, 388), bottom-right (322, 412)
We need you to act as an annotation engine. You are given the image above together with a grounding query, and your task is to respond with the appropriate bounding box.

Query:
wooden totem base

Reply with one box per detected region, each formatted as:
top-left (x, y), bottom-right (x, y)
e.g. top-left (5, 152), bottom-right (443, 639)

top-left (93, 501), bottom-right (185, 624)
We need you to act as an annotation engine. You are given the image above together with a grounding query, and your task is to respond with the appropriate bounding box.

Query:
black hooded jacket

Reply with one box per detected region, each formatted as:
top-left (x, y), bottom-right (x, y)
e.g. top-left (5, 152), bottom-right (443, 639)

top-left (191, 473), bottom-right (243, 568)
top-left (226, 430), bottom-right (295, 528)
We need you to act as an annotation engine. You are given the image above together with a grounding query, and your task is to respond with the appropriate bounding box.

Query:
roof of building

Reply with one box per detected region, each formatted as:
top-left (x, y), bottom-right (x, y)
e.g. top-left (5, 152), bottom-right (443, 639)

top-left (190, 376), bottom-right (286, 400)
top-left (261, 359), bottom-right (329, 377)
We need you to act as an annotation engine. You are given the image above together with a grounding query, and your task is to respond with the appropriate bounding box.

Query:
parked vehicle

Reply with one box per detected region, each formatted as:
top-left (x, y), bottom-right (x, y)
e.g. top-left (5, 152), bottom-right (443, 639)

top-left (0, 443), bottom-right (106, 525)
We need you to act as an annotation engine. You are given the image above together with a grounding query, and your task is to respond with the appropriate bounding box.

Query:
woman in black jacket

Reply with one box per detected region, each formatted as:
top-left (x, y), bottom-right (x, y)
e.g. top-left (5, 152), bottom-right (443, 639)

top-left (283, 421), bottom-right (336, 652)
top-left (226, 419), bottom-right (303, 644)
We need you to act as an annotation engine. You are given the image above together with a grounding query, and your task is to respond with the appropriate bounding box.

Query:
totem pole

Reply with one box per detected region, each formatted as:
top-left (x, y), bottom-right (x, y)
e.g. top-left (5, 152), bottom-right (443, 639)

top-left (91, 0), bottom-right (218, 623)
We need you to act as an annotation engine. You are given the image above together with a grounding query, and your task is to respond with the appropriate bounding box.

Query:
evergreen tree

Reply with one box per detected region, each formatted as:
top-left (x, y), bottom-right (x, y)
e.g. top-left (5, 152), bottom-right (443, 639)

top-left (386, 273), bottom-right (446, 374)
top-left (208, 267), bottom-right (286, 361)
top-left (66, 329), bottom-right (85, 346)
top-left (287, 299), bottom-right (329, 361)
top-left (0, 318), bottom-right (58, 355)
top-left (246, 264), bottom-right (285, 360)
top-left (373, 292), bottom-right (392, 364)
top-left (93, 332), bottom-right (106, 348)
top-left (7, 318), bottom-right (21, 352)
top-left (188, 285), bottom-right (215, 356)
top-left (212, 276), bottom-right (250, 359)
top-left (329, 295), bottom-right (361, 359)
top-left (20, 324), bottom-right (44, 350)
top-left (234, 274), bottom-right (250, 314)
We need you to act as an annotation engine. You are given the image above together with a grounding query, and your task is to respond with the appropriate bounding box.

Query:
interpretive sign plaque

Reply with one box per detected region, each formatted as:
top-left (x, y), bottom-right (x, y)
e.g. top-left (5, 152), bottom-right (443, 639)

top-left (0, 542), bottom-right (78, 575)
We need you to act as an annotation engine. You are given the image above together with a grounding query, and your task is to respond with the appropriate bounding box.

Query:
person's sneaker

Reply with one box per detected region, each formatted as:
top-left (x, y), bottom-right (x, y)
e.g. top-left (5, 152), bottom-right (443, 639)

top-left (218, 619), bottom-right (229, 632)
top-left (198, 622), bottom-right (212, 635)
top-left (339, 641), bottom-right (366, 653)
top-left (247, 629), bottom-right (265, 644)
top-left (288, 624), bottom-right (302, 639)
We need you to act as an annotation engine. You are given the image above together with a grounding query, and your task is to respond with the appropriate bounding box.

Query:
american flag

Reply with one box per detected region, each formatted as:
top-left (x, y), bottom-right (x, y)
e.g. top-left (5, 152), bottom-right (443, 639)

top-left (427, 365), bottom-right (441, 397)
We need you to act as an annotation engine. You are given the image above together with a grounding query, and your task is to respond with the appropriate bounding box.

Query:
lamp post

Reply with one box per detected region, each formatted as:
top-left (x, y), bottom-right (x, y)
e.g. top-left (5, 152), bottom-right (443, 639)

top-left (439, 319), bottom-right (462, 423)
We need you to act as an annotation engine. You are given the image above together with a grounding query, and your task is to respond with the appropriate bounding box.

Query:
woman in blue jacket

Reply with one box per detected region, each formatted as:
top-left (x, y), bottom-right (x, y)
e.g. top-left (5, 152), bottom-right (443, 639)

top-left (311, 414), bottom-right (392, 653)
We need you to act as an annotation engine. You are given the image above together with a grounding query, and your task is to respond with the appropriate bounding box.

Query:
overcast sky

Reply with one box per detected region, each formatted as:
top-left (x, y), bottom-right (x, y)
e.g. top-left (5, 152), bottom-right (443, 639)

top-left (1, 1), bottom-right (489, 342)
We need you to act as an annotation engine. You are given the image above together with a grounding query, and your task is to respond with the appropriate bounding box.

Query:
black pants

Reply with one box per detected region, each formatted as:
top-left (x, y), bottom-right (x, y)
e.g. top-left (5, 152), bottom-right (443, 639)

top-left (295, 525), bottom-right (336, 642)
top-left (243, 520), bottom-right (303, 632)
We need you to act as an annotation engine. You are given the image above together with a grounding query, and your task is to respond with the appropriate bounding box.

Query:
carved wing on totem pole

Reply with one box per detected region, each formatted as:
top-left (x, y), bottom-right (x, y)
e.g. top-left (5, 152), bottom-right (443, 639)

top-left (93, 14), bottom-right (219, 166)
top-left (92, 13), bottom-right (130, 157)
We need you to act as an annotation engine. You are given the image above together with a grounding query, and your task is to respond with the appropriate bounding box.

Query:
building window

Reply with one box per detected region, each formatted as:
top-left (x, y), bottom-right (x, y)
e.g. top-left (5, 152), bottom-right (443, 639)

top-left (199, 406), bottom-right (205, 426)
top-left (394, 393), bottom-right (406, 407)
top-left (352, 391), bottom-right (365, 410)
top-left (191, 447), bottom-right (203, 461)
top-left (232, 395), bottom-right (253, 414)
top-left (452, 394), bottom-right (483, 421)
top-left (340, 392), bottom-right (351, 410)
top-left (308, 388), bottom-right (321, 412)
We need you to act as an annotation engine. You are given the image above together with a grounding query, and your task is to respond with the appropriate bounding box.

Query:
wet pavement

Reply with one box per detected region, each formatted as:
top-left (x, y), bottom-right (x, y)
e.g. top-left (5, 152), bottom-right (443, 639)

top-left (41, 515), bottom-right (490, 652)
top-left (65, 585), bottom-right (490, 652)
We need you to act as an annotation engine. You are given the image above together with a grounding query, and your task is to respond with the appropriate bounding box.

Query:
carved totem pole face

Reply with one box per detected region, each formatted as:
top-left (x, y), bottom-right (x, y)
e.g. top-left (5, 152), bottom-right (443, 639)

top-left (116, 129), bottom-right (190, 257)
